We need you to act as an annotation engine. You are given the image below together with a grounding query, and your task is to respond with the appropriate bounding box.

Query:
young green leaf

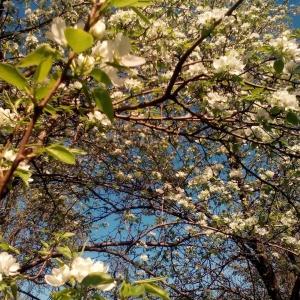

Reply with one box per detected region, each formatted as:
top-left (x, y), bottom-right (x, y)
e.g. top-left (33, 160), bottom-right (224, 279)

top-left (15, 169), bottom-right (31, 187)
top-left (251, 87), bottom-right (265, 96)
top-left (92, 88), bottom-right (114, 121)
top-left (110, 0), bottom-right (139, 7)
top-left (33, 56), bottom-right (53, 83)
top-left (57, 246), bottom-right (72, 259)
top-left (61, 232), bottom-right (75, 239)
top-left (0, 242), bottom-right (9, 251)
top-left (90, 69), bottom-right (112, 86)
top-left (286, 111), bottom-right (299, 125)
top-left (0, 63), bottom-right (28, 90)
top-left (45, 145), bottom-right (76, 164)
top-left (134, 277), bottom-right (168, 284)
top-left (274, 59), bottom-right (284, 74)
top-left (144, 283), bottom-right (170, 300)
top-left (130, 6), bottom-right (151, 24)
top-left (17, 45), bottom-right (58, 67)
top-left (80, 272), bottom-right (114, 287)
top-left (128, 285), bottom-right (145, 296)
top-left (64, 28), bottom-right (94, 53)
top-left (10, 282), bottom-right (18, 300)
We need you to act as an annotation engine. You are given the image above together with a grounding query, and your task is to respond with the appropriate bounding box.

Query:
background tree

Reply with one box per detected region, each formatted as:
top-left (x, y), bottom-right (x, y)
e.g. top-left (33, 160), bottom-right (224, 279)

top-left (0, 0), bottom-right (300, 299)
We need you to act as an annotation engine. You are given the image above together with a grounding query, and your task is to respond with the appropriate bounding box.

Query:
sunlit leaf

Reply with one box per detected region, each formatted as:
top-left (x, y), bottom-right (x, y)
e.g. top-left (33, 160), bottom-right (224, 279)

top-left (0, 63), bottom-right (28, 90)
top-left (92, 88), bottom-right (114, 121)
top-left (81, 272), bottom-right (114, 287)
top-left (33, 56), bottom-right (53, 83)
top-left (130, 6), bottom-right (151, 24)
top-left (18, 45), bottom-right (58, 67)
top-left (45, 145), bottom-right (75, 164)
top-left (144, 283), bottom-right (170, 300)
top-left (90, 69), bottom-right (112, 86)
top-left (64, 28), bottom-right (94, 53)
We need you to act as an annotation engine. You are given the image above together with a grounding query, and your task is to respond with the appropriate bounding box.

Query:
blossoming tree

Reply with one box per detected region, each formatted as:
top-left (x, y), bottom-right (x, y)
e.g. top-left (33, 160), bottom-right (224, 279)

top-left (0, 0), bottom-right (300, 299)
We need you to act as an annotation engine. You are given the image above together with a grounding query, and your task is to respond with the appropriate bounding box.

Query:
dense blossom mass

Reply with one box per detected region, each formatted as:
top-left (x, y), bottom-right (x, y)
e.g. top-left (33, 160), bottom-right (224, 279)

top-left (0, 0), bottom-right (299, 300)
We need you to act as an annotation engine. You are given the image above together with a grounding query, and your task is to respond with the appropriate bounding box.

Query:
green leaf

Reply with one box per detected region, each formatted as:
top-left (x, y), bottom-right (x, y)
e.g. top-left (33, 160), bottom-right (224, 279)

top-left (10, 282), bottom-right (18, 300)
top-left (15, 168), bottom-right (31, 186)
top-left (33, 56), bottom-right (53, 83)
top-left (80, 272), bottom-right (114, 287)
top-left (132, 0), bottom-right (152, 6)
top-left (251, 87), bottom-right (265, 96)
top-left (35, 86), bottom-right (52, 100)
top-left (286, 111), bottom-right (299, 125)
top-left (61, 232), bottom-right (75, 239)
top-left (269, 106), bottom-right (282, 116)
top-left (274, 59), bottom-right (284, 74)
top-left (0, 242), bottom-right (9, 251)
top-left (18, 45), bottom-right (58, 67)
top-left (57, 246), bottom-right (72, 259)
top-left (40, 240), bottom-right (49, 249)
top-left (258, 46), bottom-right (274, 53)
top-left (0, 63), bottom-right (28, 90)
top-left (90, 69), bottom-right (112, 86)
top-left (144, 283), bottom-right (170, 300)
top-left (90, 293), bottom-right (107, 300)
top-left (44, 104), bottom-right (57, 115)
top-left (9, 245), bottom-right (20, 254)
top-left (128, 285), bottom-right (145, 296)
top-left (120, 282), bottom-right (145, 297)
top-left (64, 28), bottom-right (94, 53)
top-left (92, 88), bottom-right (114, 121)
top-left (81, 81), bottom-right (93, 109)
top-left (45, 145), bottom-right (75, 164)
top-left (110, 0), bottom-right (139, 7)
top-left (134, 277), bottom-right (168, 284)
top-left (51, 288), bottom-right (76, 300)
top-left (130, 6), bottom-right (151, 24)
top-left (120, 282), bottom-right (131, 297)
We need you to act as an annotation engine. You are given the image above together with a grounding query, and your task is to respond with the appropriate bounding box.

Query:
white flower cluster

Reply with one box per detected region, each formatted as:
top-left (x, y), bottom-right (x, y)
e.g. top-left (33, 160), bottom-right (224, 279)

top-left (46, 17), bottom-right (145, 85)
top-left (213, 50), bottom-right (245, 75)
top-left (267, 90), bottom-right (299, 111)
top-left (88, 111), bottom-right (111, 126)
top-left (205, 92), bottom-right (229, 110)
top-left (92, 33), bottom-right (145, 85)
top-left (3, 150), bottom-right (31, 173)
top-left (226, 214), bottom-right (259, 232)
top-left (45, 257), bottom-right (115, 291)
top-left (0, 252), bottom-right (20, 282)
top-left (269, 34), bottom-right (300, 59)
top-left (140, 254), bottom-right (148, 262)
top-left (0, 107), bottom-right (15, 130)
top-left (196, 7), bottom-right (227, 25)
top-left (187, 62), bottom-right (207, 76)
top-left (245, 126), bottom-right (273, 143)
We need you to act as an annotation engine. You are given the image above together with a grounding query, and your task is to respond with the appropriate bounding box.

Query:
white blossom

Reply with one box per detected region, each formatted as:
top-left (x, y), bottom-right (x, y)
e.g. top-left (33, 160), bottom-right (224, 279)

top-left (70, 257), bottom-right (115, 291)
top-left (88, 111), bottom-right (111, 126)
top-left (269, 36), bottom-right (300, 59)
top-left (45, 265), bottom-right (70, 287)
top-left (45, 17), bottom-right (67, 45)
top-left (0, 108), bottom-right (16, 128)
top-left (213, 51), bottom-right (245, 74)
top-left (73, 54), bottom-right (95, 75)
top-left (267, 90), bottom-right (299, 111)
top-left (140, 254), bottom-right (148, 261)
top-left (0, 252), bottom-right (20, 277)
top-left (89, 20), bottom-right (106, 39)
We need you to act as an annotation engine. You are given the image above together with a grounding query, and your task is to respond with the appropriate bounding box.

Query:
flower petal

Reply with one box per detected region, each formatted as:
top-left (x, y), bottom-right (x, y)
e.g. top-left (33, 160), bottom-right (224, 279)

top-left (121, 55), bottom-right (146, 67)
top-left (97, 282), bottom-right (116, 291)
